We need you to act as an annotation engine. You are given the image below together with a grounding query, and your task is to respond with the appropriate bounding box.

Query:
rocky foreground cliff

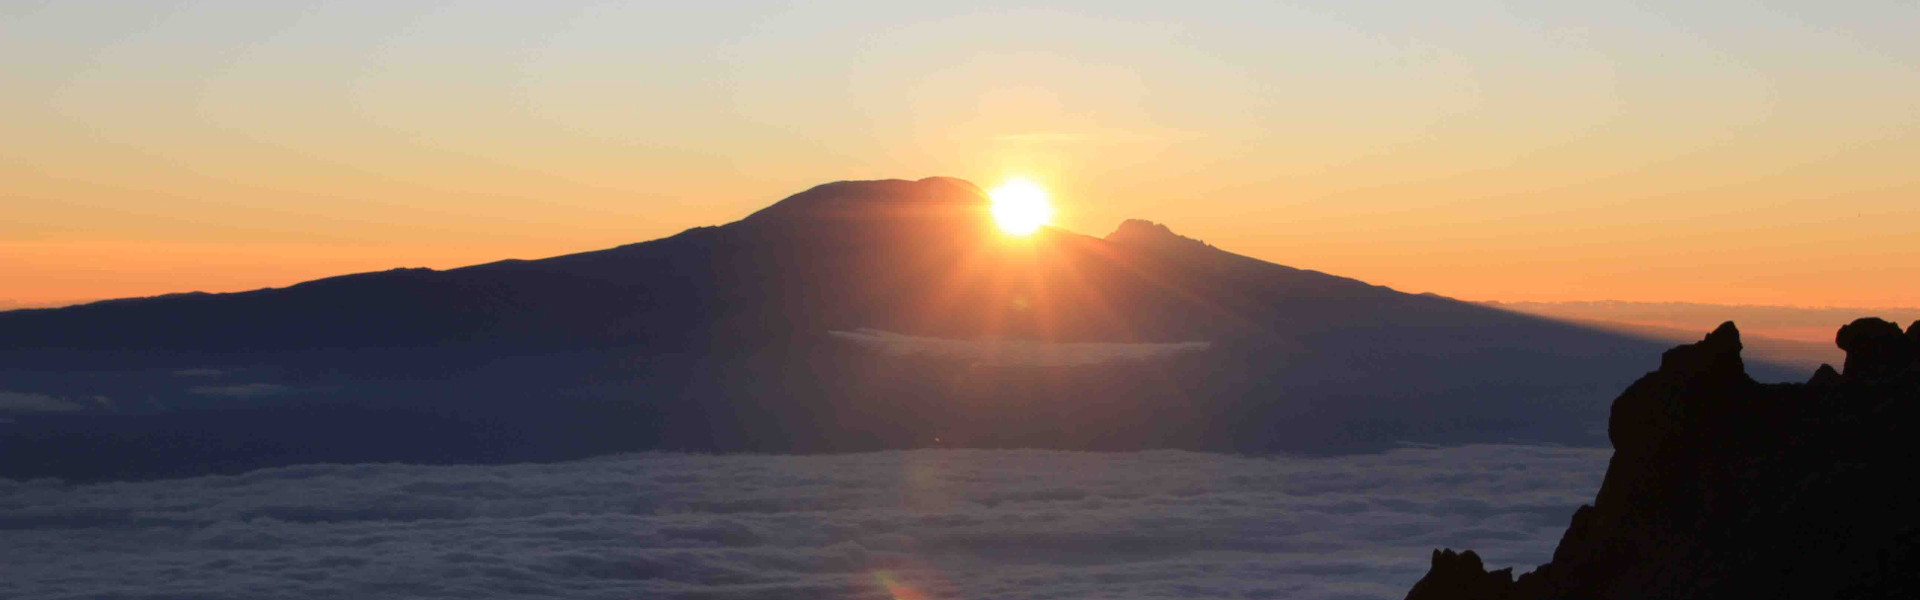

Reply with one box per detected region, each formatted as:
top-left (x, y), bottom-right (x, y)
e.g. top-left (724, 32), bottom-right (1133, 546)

top-left (1405, 318), bottom-right (1920, 599)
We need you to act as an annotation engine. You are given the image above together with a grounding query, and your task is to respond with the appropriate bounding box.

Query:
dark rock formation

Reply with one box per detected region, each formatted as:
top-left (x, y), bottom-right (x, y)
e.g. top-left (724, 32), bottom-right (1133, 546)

top-left (1808, 363), bottom-right (1841, 386)
top-left (1405, 318), bottom-right (1920, 600)
top-left (1406, 550), bottom-right (1514, 600)
top-left (1839, 317), bottom-right (1916, 382)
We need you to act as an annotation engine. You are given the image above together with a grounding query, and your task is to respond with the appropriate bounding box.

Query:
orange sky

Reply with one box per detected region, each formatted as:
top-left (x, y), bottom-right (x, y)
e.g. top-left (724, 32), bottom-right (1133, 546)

top-left (5, 2), bottom-right (1918, 308)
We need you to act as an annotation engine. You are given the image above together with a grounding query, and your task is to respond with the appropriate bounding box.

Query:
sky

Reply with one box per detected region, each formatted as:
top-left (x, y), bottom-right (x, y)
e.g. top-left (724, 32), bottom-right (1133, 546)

top-left (4, 1), bottom-right (1917, 308)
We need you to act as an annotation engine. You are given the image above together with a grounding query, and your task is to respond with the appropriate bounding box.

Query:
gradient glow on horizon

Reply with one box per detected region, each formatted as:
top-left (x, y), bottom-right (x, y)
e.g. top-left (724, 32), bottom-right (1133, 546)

top-left (4, 1), bottom-right (1917, 307)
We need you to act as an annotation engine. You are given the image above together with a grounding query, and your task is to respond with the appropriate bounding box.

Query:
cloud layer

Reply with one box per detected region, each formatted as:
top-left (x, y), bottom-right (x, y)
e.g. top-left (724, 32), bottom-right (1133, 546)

top-left (0, 446), bottom-right (1607, 600)
top-left (831, 328), bottom-right (1211, 366)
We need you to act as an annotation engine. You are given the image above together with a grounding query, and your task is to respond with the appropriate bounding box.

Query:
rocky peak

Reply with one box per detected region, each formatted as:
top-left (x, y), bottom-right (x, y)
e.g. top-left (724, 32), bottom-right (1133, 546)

top-left (1837, 317), bottom-right (1916, 381)
top-left (1404, 549), bottom-right (1514, 600)
top-left (1808, 363), bottom-right (1842, 386)
top-left (1609, 321), bottom-right (1754, 459)
top-left (1654, 320), bottom-right (1747, 381)
top-left (1105, 219), bottom-right (1211, 252)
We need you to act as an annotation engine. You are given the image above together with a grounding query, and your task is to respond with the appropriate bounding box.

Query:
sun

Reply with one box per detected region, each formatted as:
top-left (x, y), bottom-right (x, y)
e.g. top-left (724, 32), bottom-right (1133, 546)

top-left (988, 179), bottom-right (1054, 236)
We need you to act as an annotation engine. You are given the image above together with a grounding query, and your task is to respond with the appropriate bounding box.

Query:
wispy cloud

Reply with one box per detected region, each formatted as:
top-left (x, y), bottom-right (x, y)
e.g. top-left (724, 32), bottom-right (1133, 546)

top-left (830, 328), bottom-right (1209, 366)
top-left (0, 391), bottom-right (85, 413)
top-left (188, 383), bottom-right (289, 398)
top-left (993, 131), bottom-right (1096, 143)
top-left (990, 128), bottom-right (1184, 145)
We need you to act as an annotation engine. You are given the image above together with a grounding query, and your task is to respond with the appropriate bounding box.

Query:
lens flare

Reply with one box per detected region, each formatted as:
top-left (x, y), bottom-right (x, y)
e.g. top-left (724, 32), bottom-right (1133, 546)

top-left (988, 179), bottom-right (1053, 236)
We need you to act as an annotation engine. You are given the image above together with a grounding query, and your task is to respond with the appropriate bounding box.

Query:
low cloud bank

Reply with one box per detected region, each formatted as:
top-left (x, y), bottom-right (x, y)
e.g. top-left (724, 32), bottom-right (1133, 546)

top-left (831, 328), bottom-right (1210, 366)
top-left (1485, 300), bottom-right (1920, 343)
top-left (1, 445), bottom-right (1607, 600)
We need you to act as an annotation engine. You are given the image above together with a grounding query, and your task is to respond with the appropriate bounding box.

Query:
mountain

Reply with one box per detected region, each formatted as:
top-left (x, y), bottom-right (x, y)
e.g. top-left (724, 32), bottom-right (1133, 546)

top-left (1403, 318), bottom-right (1920, 600)
top-left (0, 177), bottom-right (1787, 481)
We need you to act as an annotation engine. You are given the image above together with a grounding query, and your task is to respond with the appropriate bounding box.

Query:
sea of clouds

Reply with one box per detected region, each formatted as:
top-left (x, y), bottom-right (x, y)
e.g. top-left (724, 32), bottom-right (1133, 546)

top-left (1, 446), bottom-right (1609, 600)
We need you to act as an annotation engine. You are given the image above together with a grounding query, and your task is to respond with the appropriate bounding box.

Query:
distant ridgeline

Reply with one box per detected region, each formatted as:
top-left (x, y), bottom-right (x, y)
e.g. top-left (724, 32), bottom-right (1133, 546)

top-left (1404, 318), bottom-right (1920, 600)
top-left (0, 178), bottom-right (1795, 482)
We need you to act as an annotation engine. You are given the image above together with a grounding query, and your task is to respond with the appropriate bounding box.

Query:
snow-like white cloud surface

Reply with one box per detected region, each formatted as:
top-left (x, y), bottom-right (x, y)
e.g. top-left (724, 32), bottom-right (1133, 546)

top-left (0, 446), bottom-right (1607, 599)
top-left (831, 328), bottom-right (1210, 366)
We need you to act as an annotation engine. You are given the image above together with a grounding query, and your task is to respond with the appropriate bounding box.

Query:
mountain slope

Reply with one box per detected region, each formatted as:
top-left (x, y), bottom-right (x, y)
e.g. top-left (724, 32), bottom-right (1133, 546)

top-left (2, 177), bottom-right (1724, 481)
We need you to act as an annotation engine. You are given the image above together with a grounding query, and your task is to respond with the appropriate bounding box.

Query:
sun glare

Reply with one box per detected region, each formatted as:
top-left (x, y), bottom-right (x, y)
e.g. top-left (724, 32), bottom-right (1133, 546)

top-left (988, 179), bottom-right (1054, 236)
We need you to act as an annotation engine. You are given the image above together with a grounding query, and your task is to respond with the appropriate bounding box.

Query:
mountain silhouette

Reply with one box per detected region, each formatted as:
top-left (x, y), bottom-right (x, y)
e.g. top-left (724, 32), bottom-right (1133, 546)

top-left (1404, 318), bottom-right (1920, 599)
top-left (0, 177), bottom-right (1792, 481)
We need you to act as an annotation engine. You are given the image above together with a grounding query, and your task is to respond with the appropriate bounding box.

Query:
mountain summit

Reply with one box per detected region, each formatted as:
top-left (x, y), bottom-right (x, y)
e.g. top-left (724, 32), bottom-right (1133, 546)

top-left (2, 178), bottom-right (1699, 481)
top-left (735, 177), bottom-right (998, 242)
top-left (1106, 219), bottom-right (1210, 252)
top-left (743, 177), bottom-right (989, 223)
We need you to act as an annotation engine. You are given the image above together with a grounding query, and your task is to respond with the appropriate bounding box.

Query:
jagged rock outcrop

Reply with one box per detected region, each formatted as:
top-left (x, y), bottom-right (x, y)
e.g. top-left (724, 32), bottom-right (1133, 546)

top-left (1404, 318), bottom-right (1920, 600)
top-left (1838, 317), bottom-right (1917, 382)
top-left (1406, 550), bottom-right (1515, 600)
top-left (1105, 219), bottom-right (1213, 253)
